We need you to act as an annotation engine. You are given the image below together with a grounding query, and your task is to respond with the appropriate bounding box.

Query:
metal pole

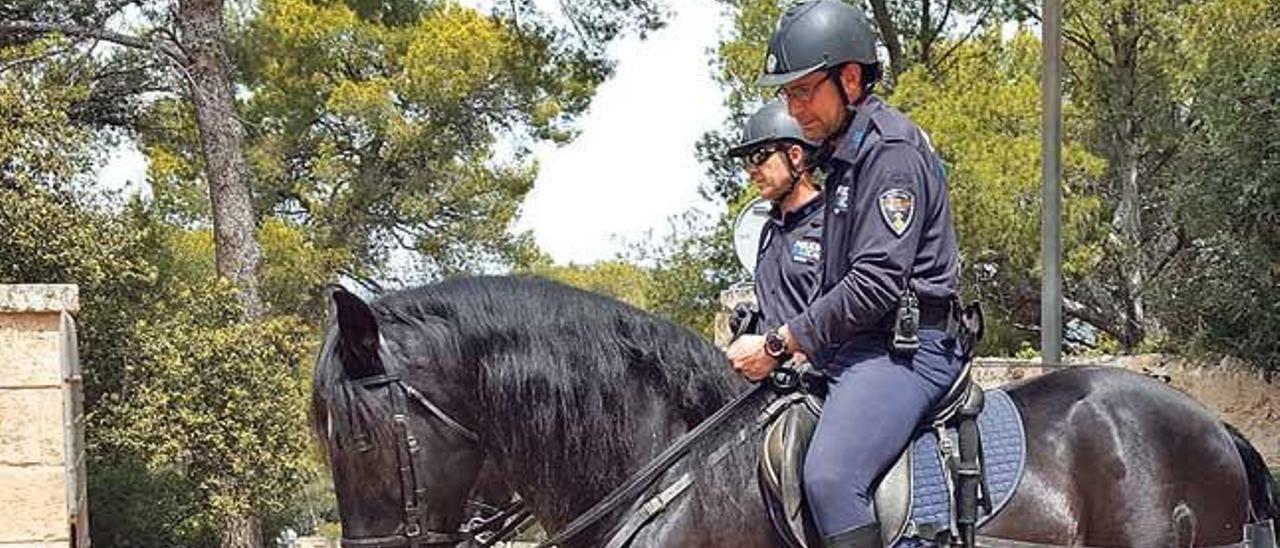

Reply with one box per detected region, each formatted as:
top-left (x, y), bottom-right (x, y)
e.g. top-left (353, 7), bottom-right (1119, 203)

top-left (1041, 0), bottom-right (1063, 365)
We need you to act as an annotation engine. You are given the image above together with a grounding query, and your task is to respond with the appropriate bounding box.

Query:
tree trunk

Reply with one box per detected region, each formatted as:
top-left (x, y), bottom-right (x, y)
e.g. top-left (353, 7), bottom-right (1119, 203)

top-left (868, 0), bottom-right (906, 80)
top-left (1108, 1), bottom-right (1147, 351)
top-left (1116, 129), bottom-right (1146, 349)
top-left (219, 514), bottom-right (263, 548)
top-left (178, 0), bottom-right (264, 321)
top-left (176, 2), bottom-right (265, 545)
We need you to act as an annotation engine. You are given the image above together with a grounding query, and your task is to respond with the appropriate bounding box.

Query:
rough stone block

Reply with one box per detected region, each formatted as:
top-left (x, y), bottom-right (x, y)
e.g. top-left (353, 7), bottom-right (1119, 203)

top-left (0, 322), bottom-right (62, 388)
top-left (0, 466), bottom-right (69, 543)
top-left (0, 286), bottom-right (79, 314)
top-left (0, 543), bottom-right (71, 548)
top-left (0, 389), bottom-right (65, 465)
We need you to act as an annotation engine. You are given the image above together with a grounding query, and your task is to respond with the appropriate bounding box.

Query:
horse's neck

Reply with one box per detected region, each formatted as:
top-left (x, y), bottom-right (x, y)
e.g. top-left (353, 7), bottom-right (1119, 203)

top-left (579, 413), bottom-right (779, 546)
top-left (507, 391), bottom-right (775, 546)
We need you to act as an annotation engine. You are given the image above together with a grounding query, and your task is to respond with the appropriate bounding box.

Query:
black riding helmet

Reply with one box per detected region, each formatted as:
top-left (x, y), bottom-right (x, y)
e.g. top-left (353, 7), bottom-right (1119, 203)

top-left (757, 0), bottom-right (882, 89)
top-left (729, 101), bottom-right (818, 203)
top-left (727, 100), bottom-right (819, 158)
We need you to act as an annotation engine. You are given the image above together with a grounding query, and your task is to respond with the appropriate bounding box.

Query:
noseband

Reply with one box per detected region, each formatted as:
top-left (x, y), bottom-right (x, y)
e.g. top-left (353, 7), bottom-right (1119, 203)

top-left (340, 371), bottom-right (480, 548)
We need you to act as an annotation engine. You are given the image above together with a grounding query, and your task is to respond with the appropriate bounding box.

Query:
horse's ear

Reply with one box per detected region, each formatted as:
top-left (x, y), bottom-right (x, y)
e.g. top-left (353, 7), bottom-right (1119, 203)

top-left (331, 288), bottom-right (382, 377)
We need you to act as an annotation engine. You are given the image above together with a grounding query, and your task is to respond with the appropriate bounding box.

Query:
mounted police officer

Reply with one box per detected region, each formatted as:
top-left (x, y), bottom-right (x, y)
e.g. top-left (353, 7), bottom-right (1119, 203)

top-left (725, 1), bottom-right (963, 547)
top-left (728, 100), bottom-right (825, 337)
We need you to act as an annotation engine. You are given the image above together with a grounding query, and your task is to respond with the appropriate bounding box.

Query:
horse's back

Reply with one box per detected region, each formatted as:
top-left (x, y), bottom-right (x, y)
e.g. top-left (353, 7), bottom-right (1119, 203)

top-left (984, 366), bottom-right (1249, 547)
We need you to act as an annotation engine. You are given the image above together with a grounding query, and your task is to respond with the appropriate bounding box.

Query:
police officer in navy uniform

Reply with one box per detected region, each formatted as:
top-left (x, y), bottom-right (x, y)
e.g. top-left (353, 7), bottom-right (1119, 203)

top-left (725, 1), bottom-right (963, 547)
top-left (728, 100), bottom-right (825, 336)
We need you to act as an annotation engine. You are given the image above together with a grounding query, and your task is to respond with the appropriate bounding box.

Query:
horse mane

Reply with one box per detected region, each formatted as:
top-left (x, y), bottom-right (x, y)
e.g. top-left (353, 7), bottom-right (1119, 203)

top-left (312, 275), bottom-right (748, 517)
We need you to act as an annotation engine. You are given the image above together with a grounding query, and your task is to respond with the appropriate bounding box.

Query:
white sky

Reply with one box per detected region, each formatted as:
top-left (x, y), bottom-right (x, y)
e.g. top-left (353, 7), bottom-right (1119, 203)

top-left (94, 1), bottom-right (731, 266)
top-left (513, 2), bottom-right (729, 263)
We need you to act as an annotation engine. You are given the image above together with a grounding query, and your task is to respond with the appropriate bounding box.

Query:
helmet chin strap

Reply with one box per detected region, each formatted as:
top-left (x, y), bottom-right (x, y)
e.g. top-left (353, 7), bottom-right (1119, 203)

top-left (774, 149), bottom-right (803, 206)
top-left (826, 66), bottom-right (857, 149)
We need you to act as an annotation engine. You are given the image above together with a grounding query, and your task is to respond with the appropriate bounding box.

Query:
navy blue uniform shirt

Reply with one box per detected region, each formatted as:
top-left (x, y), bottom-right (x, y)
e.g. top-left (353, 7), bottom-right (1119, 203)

top-left (754, 194), bottom-right (825, 334)
top-left (785, 95), bottom-right (960, 362)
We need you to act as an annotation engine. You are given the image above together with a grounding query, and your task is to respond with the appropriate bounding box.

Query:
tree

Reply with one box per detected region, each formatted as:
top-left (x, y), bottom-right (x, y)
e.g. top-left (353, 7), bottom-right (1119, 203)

top-left (0, 77), bottom-right (317, 544)
top-left (1, 0), bottom-right (266, 320)
top-left (231, 0), bottom-right (606, 284)
top-left (1149, 0), bottom-right (1280, 372)
top-left (1036, 0), bottom-right (1195, 349)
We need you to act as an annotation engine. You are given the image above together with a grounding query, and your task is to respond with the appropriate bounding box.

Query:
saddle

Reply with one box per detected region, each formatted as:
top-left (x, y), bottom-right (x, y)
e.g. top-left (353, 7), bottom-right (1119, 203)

top-left (759, 304), bottom-right (1027, 548)
top-left (760, 361), bottom-right (989, 547)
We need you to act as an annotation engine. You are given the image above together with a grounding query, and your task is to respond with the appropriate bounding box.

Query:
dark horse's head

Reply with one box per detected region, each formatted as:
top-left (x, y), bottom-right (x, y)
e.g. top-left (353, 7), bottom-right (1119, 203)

top-left (313, 286), bottom-right (486, 546)
top-left (312, 276), bottom-right (743, 546)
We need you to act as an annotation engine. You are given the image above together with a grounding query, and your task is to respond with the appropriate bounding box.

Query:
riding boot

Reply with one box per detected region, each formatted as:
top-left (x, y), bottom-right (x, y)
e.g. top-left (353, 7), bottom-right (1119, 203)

top-left (822, 523), bottom-right (882, 548)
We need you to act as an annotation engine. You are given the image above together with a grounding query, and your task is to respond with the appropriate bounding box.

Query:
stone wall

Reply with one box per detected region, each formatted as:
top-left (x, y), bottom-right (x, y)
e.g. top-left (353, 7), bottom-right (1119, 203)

top-left (0, 285), bottom-right (87, 548)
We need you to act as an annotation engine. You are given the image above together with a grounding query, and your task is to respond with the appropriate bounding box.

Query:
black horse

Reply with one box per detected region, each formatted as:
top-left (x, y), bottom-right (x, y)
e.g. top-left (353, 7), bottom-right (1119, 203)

top-left (312, 275), bottom-right (1278, 547)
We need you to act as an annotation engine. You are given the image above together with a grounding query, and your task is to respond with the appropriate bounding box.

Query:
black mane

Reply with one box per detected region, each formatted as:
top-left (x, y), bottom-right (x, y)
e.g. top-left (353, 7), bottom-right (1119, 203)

top-left (313, 275), bottom-right (747, 517)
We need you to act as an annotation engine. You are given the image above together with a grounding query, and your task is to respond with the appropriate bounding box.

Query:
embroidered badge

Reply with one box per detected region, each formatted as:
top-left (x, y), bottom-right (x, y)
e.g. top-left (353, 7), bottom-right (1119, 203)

top-left (878, 188), bottom-right (915, 237)
top-left (766, 53), bottom-right (778, 73)
top-left (834, 184), bottom-right (850, 212)
top-left (791, 238), bottom-right (821, 264)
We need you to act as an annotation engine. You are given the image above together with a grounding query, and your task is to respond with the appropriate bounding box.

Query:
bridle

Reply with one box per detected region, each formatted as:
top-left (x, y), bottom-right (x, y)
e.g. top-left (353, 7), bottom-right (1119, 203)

top-left (340, 371), bottom-right (485, 548)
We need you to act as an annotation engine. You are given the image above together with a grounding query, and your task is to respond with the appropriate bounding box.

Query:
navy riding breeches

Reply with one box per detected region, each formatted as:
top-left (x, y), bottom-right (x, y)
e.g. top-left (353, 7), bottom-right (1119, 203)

top-left (802, 329), bottom-right (963, 537)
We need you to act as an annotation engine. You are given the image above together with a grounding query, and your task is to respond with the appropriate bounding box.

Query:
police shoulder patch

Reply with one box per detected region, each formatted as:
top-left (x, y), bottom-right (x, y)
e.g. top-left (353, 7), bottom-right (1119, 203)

top-left (878, 188), bottom-right (915, 237)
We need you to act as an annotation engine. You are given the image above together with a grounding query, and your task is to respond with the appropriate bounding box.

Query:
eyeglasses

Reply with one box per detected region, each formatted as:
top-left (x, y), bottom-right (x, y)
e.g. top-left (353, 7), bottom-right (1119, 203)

top-left (743, 146), bottom-right (782, 169)
top-left (776, 72), bottom-right (832, 104)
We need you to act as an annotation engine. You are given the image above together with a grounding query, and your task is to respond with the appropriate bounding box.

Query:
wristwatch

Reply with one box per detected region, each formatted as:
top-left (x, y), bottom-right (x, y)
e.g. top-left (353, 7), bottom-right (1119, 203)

top-left (764, 328), bottom-right (791, 361)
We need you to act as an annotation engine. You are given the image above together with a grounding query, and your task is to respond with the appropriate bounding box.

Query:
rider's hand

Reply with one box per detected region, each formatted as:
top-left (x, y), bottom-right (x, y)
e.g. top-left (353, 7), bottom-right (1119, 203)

top-left (726, 335), bottom-right (779, 382)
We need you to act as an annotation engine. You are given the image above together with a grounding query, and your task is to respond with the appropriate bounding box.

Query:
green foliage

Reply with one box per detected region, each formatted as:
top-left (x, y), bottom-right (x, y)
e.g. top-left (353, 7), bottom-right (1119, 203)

top-left (3, 0), bottom-right (680, 543)
top-left (1149, 0), bottom-right (1280, 370)
top-left (522, 257), bottom-right (655, 310)
top-left (712, 0), bottom-right (783, 119)
top-left (0, 187), bottom-right (159, 411)
top-left (217, 0), bottom-right (634, 278)
top-left (626, 212), bottom-right (741, 338)
top-left (0, 63), bottom-right (322, 543)
top-left (0, 180), bottom-right (321, 545)
top-left (260, 218), bottom-right (350, 320)
top-left (0, 37), bottom-right (96, 190)
top-left (97, 292), bottom-right (316, 524)
top-left (88, 460), bottom-right (217, 548)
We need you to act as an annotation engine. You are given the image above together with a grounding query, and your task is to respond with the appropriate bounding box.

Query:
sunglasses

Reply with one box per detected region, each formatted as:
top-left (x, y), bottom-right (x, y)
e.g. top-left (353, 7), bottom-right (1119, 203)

top-left (743, 146), bottom-right (783, 169)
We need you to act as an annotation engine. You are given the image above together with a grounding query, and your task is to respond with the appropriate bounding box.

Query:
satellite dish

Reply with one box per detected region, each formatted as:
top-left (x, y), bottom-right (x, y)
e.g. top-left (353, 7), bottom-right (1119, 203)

top-left (732, 197), bottom-right (774, 276)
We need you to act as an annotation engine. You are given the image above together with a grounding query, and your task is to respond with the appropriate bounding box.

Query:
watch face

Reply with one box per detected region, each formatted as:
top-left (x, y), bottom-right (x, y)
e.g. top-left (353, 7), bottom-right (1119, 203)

top-left (766, 331), bottom-right (785, 355)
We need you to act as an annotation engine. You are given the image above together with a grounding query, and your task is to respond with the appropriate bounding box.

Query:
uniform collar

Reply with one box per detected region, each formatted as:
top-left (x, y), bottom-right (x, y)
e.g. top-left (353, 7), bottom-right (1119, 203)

top-left (831, 94), bottom-right (884, 164)
top-left (770, 193), bottom-right (824, 228)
